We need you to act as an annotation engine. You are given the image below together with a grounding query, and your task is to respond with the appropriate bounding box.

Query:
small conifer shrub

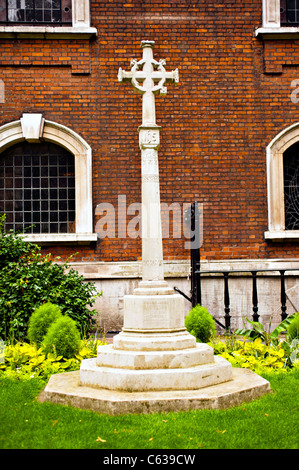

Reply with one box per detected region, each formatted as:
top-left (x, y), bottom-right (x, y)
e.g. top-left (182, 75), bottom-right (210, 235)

top-left (43, 315), bottom-right (81, 359)
top-left (27, 302), bottom-right (62, 345)
top-left (185, 304), bottom-right (216, 343)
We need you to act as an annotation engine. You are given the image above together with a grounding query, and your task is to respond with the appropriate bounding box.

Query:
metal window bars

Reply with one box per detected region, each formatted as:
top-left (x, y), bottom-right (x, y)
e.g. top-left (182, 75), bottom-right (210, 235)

top-left (0, 141), bottom-right (75, 234)
top-left (281, 0), bottom-right (299, 26)
top-left (0, 0), bottom-right (72, 25)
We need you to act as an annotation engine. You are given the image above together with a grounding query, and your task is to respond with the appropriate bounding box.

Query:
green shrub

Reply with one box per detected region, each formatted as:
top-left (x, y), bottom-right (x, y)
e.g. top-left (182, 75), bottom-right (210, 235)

top-left (27, 302), bottom-right (62, 345)
top-left (185, 304), bottom-right (216, 343)
top-left (43, 316), bottom-right (81, 359)
top-left (0, 215), bottom-right (101, 341)
top-left (287, 313), bottom-right (299, 341)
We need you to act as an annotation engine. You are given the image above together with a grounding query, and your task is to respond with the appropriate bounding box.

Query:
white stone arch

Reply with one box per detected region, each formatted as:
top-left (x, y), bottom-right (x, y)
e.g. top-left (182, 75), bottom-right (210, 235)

top-left (265, 122), bottom-right (299, 240)
top-left (0, 114), bottom-right (96, 244)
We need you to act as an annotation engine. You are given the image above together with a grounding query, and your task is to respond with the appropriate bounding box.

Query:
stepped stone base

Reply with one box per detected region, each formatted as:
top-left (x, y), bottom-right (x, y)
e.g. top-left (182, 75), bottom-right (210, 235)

top-left (112, 330), bottom-right (197, 351)
top-left (39, 367), bottom-right (271, 415)
top-left (80, 355), bottom-right (232, 392)
top-left (38, 288), bottom-right (271, 414)
top-left (95, 342), bottom-right (214, 369)
top-left (79, 334), bottom-right (233, 393)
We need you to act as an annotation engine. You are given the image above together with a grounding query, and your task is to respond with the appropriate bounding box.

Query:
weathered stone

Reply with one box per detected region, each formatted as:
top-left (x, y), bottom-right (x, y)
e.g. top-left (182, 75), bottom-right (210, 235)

top-left (39, 368), bottom-right (271, 415)
top-left (95, 343), bottom-right (214, 369)
top-left (80, 356), bottom-right (232, 392)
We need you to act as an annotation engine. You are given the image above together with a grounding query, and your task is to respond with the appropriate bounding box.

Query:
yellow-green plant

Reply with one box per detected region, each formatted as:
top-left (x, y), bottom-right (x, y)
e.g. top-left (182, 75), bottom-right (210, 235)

top-left (210, 338), bottom-right (288, 374)
top-left (0, 337), bottom-right (105, 380)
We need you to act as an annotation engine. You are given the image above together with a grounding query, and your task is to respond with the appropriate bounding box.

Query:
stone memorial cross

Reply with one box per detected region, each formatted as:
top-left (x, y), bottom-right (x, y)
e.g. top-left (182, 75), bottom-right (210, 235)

top-left (118, 40), bottom-right (179, 283)
top-left (41, 41), bottom-right (270, 414)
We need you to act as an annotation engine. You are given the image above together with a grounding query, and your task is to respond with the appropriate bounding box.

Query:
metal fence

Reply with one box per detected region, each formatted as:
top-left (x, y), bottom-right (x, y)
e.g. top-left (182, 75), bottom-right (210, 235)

top-left (174, 202), bottom-right (299, 332)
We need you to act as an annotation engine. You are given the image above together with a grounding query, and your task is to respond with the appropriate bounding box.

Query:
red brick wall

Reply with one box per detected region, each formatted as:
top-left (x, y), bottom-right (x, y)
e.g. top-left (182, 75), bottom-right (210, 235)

top-left (1, 0), bottom-right (299, 262)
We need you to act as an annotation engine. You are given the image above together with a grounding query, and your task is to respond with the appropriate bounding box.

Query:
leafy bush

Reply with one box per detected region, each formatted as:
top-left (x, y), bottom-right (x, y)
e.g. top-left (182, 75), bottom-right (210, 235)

top-left (185, 304), bottom-right (216, 343)
top-left (0, 215), bottom-right (101, 341)
top-left (43, 316), bottom-right (81, 359)
top-left (287, 313), bottom-right (299, 341)
top-left (234, 313), bottom-right (297, 347)
top-left (27, 302), bottom-right (62, 345)
top-left (281, 338), bottom-right (299, 368)
top-left (0, 214), bottom-right (37, 267)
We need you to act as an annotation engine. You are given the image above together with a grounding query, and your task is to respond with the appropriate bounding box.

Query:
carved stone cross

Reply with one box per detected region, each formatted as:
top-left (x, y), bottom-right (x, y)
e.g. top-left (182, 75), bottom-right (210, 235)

top-left (118, 40), bottom-right (179, 126)
top-left (118, 41), bottom-right (179, 284)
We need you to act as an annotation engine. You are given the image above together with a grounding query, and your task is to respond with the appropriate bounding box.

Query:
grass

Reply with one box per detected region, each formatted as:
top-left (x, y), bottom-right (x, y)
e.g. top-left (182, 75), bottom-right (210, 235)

top-left (0, 369), bottom-right (299, 450)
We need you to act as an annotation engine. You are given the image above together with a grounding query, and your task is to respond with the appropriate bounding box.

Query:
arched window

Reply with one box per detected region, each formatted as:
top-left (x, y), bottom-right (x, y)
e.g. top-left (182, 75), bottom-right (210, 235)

top-left (0, 114), bottom-right (96, 244)
top-left (283, 142), bottom-right (299, 230)
top-left (0, 141), bottom-right (75, 234)
top-left (265, 122), bottom-right (299, 240)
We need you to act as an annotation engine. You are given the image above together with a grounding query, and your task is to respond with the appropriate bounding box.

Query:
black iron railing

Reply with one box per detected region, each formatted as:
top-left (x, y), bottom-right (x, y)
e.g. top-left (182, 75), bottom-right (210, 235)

top-left (174, 202), bottom-right (299, 332)
top-left (175, 267), bottom-right (299, 333)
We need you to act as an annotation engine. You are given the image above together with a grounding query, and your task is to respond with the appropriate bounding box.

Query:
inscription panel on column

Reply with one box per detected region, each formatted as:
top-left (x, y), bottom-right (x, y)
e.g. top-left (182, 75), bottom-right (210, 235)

top-left (143, 299), bottom-right (170, 328)
top-left (142, 148), bottom-right (159, 175)
top-left (139, 127), bottom-right (160, 149)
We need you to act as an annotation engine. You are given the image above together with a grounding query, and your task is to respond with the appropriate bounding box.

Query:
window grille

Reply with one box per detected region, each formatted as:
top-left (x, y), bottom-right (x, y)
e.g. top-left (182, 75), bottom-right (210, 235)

top-left (283, 142), bottom-right (299, 230)
top-left (0, 141), bottom-right (75, 233)
top-left (0, 0), bottom-right (72, 24)
top-left (281, 0), bottom-right (299, 26)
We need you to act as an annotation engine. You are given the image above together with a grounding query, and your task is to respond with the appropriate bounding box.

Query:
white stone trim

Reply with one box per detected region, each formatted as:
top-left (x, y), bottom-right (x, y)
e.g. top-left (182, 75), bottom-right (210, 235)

top-left (262, 0), bottom-right (281, 28)
top-left (0, 26), bottom-right (97, 38)
top-left (0, 0), bottom-right (97, 39)
top-left (72, 0), bottom-right (91, 28)
top-left (264, 230), bottom-right (299, 240)
top-left (68, 258), bottom-right (299, 280)
top-left (265, 122), bottom-right (299, 241)
top-left (25, 233), bottom-right (97, 244)
top-left (256, 27), bottom-right (299, 38)
top-left (0, 116), bottom-right (97, 244)
top-left (20, 113), bottom-right (45, 142)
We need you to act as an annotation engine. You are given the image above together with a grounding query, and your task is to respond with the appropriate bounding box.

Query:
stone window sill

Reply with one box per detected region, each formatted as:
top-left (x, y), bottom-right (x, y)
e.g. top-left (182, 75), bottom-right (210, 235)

top-left (255, 27), bottom-right (299, 39)
top-left (23, 233), bottom-right (98, 245)
top-left (0, 25), bottom-right (97, 39)
top-left (265, 231), bottom-right (299, 241)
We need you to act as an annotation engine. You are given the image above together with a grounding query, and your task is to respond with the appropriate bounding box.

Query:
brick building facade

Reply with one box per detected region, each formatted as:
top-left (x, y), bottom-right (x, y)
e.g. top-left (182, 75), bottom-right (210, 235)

top-left (0, 0), bottom-right (299, 331)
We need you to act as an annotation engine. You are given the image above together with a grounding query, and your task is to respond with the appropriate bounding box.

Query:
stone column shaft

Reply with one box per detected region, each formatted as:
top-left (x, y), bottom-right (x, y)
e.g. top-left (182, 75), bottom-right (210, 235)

top-left (139, 126), bottom-right (164, 282)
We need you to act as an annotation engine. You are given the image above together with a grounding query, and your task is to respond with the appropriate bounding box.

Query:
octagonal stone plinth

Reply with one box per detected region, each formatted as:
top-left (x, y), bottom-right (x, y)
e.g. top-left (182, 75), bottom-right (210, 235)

top-left (39, 368), bottom-right (271, 415)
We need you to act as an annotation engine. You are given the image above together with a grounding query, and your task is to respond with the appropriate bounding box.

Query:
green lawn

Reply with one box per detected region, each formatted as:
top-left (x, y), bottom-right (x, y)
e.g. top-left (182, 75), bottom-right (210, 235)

top-left (0, 369), bottom-right (298, 450)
